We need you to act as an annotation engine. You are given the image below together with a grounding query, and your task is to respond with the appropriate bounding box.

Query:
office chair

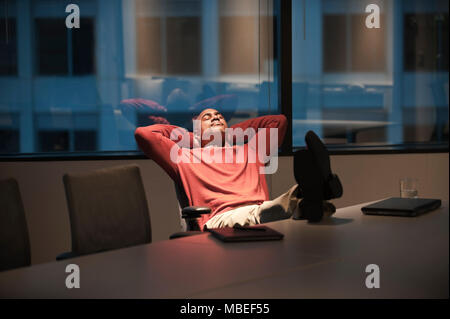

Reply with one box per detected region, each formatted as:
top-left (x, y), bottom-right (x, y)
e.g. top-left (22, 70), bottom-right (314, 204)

top-left (0, 178), bottom-right (31, 272)
top-left (169, 182), bottom-right (211, 240)
top-left (57, 164), bottom-right (152, 260)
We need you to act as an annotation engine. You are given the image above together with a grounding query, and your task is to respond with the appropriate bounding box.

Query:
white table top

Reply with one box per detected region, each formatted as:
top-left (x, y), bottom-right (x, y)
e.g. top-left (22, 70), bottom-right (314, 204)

top-left (0, 200), bottom-right (448, 299)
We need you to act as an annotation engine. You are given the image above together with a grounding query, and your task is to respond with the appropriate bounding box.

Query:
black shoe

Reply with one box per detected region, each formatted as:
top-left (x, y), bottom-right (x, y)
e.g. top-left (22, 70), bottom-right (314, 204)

top-left (305, 131), bottom-right (343, 200)
top-left (293, 131), bottom-right (343, 222)
top-left (294, 200), bottom-right (336, 222)
top-left (293, 149), bottom-right (323, 222)
top-left (298, 200), bottom-right (323, 222)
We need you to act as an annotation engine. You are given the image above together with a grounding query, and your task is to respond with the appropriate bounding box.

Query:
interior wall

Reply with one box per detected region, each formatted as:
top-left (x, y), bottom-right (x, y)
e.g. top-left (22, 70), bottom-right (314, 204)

top-left (271, 153), bottom-right (449, 208)
top-left (0, 152), bottom-right (448, 266)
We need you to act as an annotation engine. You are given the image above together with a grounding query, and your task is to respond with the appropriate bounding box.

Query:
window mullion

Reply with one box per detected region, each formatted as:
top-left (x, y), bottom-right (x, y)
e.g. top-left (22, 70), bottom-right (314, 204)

top-left (277, 0), bottom-right (293, 154)
top-left (67, 28), bottom-right (73, 76)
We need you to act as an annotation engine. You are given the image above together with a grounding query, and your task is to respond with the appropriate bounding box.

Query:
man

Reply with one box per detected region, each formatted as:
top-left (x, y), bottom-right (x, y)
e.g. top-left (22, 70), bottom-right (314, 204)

top-left (135, 108), bottom-right (333, 230)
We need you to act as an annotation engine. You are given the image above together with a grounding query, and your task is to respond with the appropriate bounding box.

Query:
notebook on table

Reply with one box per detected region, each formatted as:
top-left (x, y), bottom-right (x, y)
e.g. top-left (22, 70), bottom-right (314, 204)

top-left (361, 197), bottom-right (442, 217)
top-left (207, 225), bottom-right (284, 242)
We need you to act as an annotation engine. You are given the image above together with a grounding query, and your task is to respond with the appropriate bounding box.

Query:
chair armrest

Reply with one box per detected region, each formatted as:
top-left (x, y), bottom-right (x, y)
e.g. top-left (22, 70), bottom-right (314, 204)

top-left (56, 251), bottom-right (81, 261)
top-left (181, 206), bottom-right (211, 219)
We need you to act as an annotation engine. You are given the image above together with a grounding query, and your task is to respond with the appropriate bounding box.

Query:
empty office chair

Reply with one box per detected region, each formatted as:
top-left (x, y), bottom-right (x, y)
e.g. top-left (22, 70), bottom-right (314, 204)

top-left (57, 164), bottom-right (152, 260)
top-left (0, 178), bottom-right (31, 272)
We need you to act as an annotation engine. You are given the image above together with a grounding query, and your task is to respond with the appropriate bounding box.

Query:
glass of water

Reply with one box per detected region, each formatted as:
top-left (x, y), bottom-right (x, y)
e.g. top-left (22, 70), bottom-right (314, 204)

top-left (400, 178), bottom-right (419, 198)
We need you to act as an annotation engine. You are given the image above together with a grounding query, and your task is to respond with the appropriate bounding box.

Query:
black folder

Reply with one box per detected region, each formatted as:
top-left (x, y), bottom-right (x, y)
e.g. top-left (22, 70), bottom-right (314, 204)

top-left (207, 225), bottom-right (284, 242)
top-left (361, 197), bottom-right (441, 217)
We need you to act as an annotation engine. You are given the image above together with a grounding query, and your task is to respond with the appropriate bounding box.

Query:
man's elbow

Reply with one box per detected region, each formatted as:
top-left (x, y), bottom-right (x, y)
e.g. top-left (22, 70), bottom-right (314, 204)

top-left (134, 127), bottom-right (145, 142)
top-left (134, 127), bottom-right (146, 149)
top-left (135, 126), bottom-right (158, 148)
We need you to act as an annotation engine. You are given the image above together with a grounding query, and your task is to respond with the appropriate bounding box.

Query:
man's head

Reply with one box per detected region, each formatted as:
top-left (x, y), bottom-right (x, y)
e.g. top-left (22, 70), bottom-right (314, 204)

top-left (196, 108), bottom-right (228, 147)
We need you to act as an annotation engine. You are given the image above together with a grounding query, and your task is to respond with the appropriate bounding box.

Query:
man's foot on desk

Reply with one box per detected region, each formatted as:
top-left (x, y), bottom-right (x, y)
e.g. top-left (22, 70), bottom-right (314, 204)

top-left (305, 131), bottom-right (331, 183)
top-left (323, 201), bottom-right (336, 218)
top-left (304, 131), bottom-right (343, 200)
top-left (294, 200), bottom-right (336, 222)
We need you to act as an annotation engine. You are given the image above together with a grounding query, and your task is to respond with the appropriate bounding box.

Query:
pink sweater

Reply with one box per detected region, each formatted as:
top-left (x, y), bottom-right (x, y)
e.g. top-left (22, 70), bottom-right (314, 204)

top-left (135, 115), bottom-right (287, 230)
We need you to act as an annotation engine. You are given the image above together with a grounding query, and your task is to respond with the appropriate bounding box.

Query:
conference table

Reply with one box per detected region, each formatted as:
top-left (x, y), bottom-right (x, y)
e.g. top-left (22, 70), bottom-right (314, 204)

top-left (0, 200), bottom-right (448, 299)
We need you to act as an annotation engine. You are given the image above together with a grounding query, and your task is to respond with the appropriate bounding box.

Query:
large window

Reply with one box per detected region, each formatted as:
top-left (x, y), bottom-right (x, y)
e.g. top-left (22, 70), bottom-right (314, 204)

top-left (292, 0), bottom-right (449, 147)
top-left (0, 0), bottom-right (278, 154)
top-left (0, 0), bottom-right (448, 157)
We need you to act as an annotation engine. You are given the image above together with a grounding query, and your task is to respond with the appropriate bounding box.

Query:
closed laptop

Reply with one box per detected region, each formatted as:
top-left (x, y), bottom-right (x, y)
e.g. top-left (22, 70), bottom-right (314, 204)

top-left (361, 197), bottom-right (442, 217)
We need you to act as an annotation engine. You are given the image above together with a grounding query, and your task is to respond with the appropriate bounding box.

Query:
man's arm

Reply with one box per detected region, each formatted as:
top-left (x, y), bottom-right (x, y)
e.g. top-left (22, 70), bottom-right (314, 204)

top-left (135, 124), bottom-right (190, 182)
top-left (231, 114), bottom-right (287, 154)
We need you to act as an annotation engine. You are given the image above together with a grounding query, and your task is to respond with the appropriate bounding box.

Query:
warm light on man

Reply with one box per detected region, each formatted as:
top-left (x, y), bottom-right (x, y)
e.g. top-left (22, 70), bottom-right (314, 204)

top-left (135, 108), bottom-right (335, 230)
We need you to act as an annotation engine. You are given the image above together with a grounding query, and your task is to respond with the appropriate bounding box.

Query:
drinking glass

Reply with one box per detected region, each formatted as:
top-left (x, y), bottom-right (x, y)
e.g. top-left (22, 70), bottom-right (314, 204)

top-left (400, 178), bottom-right (418, 198)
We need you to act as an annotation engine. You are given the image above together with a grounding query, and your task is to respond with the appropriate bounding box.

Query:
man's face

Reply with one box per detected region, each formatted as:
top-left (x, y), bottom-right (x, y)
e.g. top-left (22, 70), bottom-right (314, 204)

top-left (198, 108), bottom-right (228, 146)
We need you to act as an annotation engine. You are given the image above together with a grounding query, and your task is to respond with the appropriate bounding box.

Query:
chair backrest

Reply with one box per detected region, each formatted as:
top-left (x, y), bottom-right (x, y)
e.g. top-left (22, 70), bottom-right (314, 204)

top-left (63, 164), bottom-right (151, 256)
top-left (0, 178), bottom-right (31, 272)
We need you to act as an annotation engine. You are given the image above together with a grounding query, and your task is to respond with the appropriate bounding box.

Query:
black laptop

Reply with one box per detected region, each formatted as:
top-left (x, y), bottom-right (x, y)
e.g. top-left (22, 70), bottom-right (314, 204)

top-left (361, 197), bottom-right (442, 217)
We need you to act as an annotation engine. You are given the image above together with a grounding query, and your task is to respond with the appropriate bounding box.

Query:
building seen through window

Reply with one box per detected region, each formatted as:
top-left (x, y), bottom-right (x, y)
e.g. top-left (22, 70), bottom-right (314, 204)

top-left (292, 0), bottom-right (448, 147)
top-left (1, 0), bottom-right (278, 154)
